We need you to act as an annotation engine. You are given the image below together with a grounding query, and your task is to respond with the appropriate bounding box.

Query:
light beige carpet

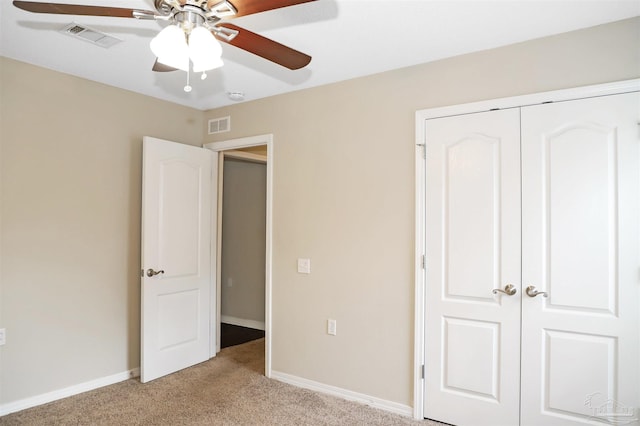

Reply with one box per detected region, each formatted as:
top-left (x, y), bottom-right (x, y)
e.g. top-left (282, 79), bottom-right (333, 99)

top-left (1, 339), bottom-right (441, 425)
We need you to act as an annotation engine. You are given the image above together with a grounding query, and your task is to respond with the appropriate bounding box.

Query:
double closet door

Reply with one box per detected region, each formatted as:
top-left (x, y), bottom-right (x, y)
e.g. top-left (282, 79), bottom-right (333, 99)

top-left (424, 92), bottom-right (639, 426)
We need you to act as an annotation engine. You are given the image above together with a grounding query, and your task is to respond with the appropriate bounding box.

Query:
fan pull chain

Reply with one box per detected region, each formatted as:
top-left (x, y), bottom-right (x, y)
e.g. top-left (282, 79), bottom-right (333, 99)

top-left (184, 69), bottom-right (192, 93)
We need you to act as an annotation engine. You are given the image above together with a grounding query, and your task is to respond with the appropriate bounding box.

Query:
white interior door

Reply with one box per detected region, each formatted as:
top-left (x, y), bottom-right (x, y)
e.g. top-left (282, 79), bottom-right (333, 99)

top-left (520, 93), bottom-right (640, 425)
top-left (141, 136), bottom-right (216, 383)
top-left (424, 109), bottom-right (522, 426)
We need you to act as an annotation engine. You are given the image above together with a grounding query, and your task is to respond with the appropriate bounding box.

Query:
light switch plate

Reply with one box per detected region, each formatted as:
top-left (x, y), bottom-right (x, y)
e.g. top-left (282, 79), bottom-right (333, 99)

top-left (327, 319), bottom-right (337, 336)
top-left (297, 258), bottom-right (311, 274)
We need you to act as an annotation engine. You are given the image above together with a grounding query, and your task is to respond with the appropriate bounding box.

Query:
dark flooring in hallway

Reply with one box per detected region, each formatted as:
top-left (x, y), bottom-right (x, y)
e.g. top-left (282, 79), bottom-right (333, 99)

top-left (221, 323), bottom-right (265, 348)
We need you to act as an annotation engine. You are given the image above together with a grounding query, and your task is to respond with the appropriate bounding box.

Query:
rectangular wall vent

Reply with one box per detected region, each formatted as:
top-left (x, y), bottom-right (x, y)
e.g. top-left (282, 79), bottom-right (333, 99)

top-left (60, 23), bottom-right (122, 48)
top-left (208, 116), bottom-right (231, 134)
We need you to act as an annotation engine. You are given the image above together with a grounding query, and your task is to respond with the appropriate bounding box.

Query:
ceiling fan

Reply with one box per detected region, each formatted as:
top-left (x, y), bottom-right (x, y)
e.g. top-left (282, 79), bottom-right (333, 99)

top-left (13, 0), bottom-right (317, 80)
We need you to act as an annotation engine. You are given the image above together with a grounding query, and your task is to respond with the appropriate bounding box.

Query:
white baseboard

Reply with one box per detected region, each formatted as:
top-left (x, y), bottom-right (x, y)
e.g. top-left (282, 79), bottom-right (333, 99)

top-left (221, 315), bottom-right (265, 331)
top-left (270, 370), bottom-right (413, 418)
top-left (1, 367), bottom-right (411, 418)
top-left (0, 367), bottom-right (140, 416)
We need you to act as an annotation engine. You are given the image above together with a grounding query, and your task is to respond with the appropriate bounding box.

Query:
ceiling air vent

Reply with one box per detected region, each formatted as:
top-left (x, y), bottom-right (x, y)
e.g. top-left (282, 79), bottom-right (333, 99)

top-left (60, 23), bottom-right (122, 48)
top-left (208, 116), bottom-right (231, 134)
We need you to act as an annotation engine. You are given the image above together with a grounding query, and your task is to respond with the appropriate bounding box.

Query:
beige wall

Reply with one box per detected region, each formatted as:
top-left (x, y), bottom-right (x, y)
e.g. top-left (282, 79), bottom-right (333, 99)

top-left (0, 57), bottom-right (203, 404)
top-left (221, 158), bottom-right (266, 324)
top-left (0, 16), bottom-right (638, 411)
top-left (203, 18), bottom-right (640, 406)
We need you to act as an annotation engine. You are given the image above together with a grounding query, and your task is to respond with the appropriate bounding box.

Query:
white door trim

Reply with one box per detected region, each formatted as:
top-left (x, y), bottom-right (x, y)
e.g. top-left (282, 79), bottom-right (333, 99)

top-left (413, 78), bottom-right (640, 420)
top-left (204, 134), bottom-right (274, 378)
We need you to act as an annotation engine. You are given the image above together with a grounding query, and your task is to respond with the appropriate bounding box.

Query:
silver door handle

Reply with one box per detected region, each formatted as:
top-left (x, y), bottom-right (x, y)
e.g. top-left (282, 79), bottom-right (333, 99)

top-left (492, 284), bottom-right (517, 296)
top-left (146, 268), bottom-right (165, 277)
top-left (525, 285), bottom-right (548, 298)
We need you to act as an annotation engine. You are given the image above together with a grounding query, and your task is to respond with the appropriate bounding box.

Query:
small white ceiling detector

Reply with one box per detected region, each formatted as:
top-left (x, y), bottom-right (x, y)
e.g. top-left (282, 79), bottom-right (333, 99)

top-left (227, 92), bottom-right (245, 102)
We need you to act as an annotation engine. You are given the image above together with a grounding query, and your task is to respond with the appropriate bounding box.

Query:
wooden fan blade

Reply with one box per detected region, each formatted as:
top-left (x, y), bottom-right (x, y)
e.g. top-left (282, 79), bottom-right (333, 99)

top-left (13, 1), bottom-right (155, 18)
top-left (217, 23), bottom-right (311, 70)
top-left (152, 59), bottom-right (178, 73)
top-left (220, 0), bottom-right (318, 18)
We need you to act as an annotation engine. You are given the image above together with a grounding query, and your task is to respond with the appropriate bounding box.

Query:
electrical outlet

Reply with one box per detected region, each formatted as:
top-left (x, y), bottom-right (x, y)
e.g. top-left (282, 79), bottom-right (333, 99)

top-left (0, 328), bottom-right (5, 346)
top-left (327, 319), bottom-right (337, 336)
top-left (297, 258), bottom-right (311, 274)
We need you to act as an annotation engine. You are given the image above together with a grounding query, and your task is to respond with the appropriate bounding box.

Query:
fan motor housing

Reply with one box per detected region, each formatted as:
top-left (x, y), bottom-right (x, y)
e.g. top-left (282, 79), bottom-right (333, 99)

top-left (154, 0), bottom-right (236, 27)
top-left (154, 0), bottom-right (173, 15)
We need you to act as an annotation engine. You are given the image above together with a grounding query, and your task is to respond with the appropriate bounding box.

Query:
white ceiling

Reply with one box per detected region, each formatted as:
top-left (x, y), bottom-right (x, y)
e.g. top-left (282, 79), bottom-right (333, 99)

top-left (1, 0), bottom-right (638, 110)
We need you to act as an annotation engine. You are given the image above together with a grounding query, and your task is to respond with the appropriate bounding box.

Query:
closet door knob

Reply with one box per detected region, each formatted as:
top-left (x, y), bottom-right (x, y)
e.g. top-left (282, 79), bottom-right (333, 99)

top-left (525, 285), bottom-right (548, 298)
top-left (492, 284), bottom-right (517, 296)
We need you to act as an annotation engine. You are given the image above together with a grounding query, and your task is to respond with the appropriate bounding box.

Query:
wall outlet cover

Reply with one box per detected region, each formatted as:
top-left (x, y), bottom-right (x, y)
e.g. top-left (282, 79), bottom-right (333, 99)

top-left (297, 258), bottom-right (311, 274)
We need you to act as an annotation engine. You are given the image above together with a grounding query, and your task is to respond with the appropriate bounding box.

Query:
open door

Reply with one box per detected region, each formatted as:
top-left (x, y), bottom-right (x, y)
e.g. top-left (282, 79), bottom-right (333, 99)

top-left (141, 136), bottom-right (217, 383)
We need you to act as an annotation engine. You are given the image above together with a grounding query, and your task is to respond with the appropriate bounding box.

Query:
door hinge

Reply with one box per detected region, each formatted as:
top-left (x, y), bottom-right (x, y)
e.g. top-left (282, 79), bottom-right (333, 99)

top-left (421, 255), bottom-right (426, 269)
top-left (421, 364), bottom-right (425, 379)
top-left (416, 143), bottom-right (426, 159)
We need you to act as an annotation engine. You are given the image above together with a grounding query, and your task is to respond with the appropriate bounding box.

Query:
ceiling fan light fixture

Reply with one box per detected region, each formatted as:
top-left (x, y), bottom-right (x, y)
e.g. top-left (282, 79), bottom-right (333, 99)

top-left (157, 54), bottom-right (189, 72)
top-left (189, 26), bottom-right (223, 72)
top-left (193, 57), bottom-right (224, 74)
top-left (150, 24), bottom-right (182, 56)
top-left (12, 0), bottom-right (316, 93)
top-left (150, 24), bottom-right (189, 71)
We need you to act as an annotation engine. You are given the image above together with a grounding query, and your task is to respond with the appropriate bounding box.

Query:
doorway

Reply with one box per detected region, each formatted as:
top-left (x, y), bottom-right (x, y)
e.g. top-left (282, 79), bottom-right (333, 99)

top-left (219, 148), bottom-right (267, 348)
top-left (204, 134), bottom-right (274, 377)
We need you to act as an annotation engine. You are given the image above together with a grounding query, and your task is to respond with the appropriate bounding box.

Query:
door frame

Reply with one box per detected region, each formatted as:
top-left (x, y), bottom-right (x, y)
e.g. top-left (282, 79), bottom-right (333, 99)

top-left (204, 134), bottom-right (274, 377)
top-left (413, 79), bottom-right (640, 420)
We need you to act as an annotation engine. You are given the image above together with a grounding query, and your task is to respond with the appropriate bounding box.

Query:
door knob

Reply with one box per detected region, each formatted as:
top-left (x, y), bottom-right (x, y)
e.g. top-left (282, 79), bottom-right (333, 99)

top-left (492, 284), bottom-right (517, 296)
top-left (146, 268), bottom-right (165, 277)
top-left (525, 285), bottom-right (548, 298)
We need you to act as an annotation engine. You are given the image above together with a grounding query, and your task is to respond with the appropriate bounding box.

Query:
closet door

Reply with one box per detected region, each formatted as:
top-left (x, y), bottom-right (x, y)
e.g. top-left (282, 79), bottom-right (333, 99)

top-left (424, 109), bottom-right (522, 426)
top-left (520, 92), bottom-right (640, 425)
